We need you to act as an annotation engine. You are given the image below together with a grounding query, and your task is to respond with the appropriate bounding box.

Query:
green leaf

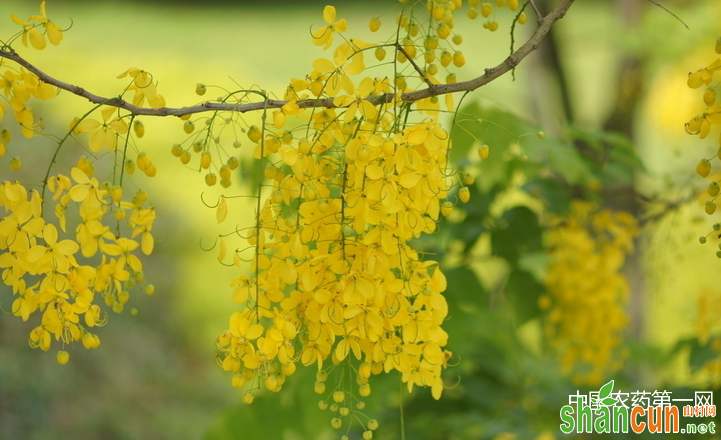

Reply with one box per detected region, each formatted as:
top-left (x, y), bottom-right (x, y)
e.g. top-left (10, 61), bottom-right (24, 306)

top-left (688, 338), bottom-right (721, 372)
top-left (517, 252), bottom-right (548, 282)
top-left (445, 265), bottom-right (487, 306)
top-left (670, 337), bottom-right (720, 372)
top-left (279, 197), bottom-right (300, 220)
top-left (505, 269), bottom-right (545, 324)
top-left (454, 102), bottom-right (595, 188)
top-left (204, 367), bottom-right (328, 440)
top-left (449, 100), bottom-right (483, 163)
top-left (239, 156), bottom-right (263, 193)
top-left (522, 135), bottom-right (590, 185)
top-left (602, 397), bottom-right (618, 406)
top-left (523, 178), bottom-right (571, 215)
top-left (447, 184), bottom-right (499, 253)
top-left (598, 380), bottom-right (614, 400)
top-left (567, 126), bottom-right (645, 185)
top-left (452, 103), bottom-right (527, 190)
top-left (491, 206), bottom-right (542, 264)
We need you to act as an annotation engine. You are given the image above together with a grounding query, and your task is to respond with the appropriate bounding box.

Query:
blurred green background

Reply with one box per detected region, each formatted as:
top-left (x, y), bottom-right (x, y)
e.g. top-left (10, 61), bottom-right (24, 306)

top-left (1, 0), bottom-right (720, 439)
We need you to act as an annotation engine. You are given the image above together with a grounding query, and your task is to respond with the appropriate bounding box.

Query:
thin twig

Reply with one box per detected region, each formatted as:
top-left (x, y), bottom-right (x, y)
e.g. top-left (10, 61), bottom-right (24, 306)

top-left (637, 193), bottom-right (694, 227)
top-left (646, 0), bottom-right (689, 30)
top-left (0, 0), bottom-right (574, 118)
top-left (528, 0), bottom-right (543, 21)
top-left (396, 43), bottom-right (435, 89)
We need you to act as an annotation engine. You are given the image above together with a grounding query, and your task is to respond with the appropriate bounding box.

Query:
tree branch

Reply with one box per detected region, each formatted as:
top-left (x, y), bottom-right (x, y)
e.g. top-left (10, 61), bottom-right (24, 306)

top-left (528, 0), bottom-right (543, 21)
top-left (396, 44), bottom-right (435, 89)
top-left (0, 0), bottom-right (574, 118)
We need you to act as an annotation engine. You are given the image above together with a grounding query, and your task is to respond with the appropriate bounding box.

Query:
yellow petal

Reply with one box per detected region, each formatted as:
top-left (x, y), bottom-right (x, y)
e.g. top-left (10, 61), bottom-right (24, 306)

top-left (322, 5), bottom-right (337, 24)
top-left (312, 57), bottom-right (336, 74)
top-left (312, 27), bottom-right (332, 48)
top-left (216, 197), bottom-right (228, 224)
top-left (11, 13), bottom-right (27, 25)
top-left (359, 100), bottom-right (377, 120)
top-left (335, 338), bottom-right (350, 361)
top-left (688, 71), bottom-right (705, 89)
top-left (365, 164), bottom-right (384, 180)
top-left (101, 106), bottom-right (116, 122)
top-left (273, 111), bottom-right (286, 129)
top-left (28, 28), bottom-right (46, 50)
top-left (243, 353), bottom-right (260, 369)
top-left (354, 277), bottom-right (374, 299)
top-left (281, 100), bottom-right (299, 115)
top-left (46, 22), bottom-right (63, 45)
top-left (400, 173), bottom-right (422, 188)
top-left (110, 119), bottom-right (129, 134)
top-left (345, 53), bottom-right (365, 75)
top-left (279, 146), bottom-right (300, 166)
top-left (246, 324), bottom-right (263, 340)
top-left (134, 71), bottom-right (152, 88)
top-left (431, 379), bottom-right (443, 400)
top-left (233, 285), bottom-right (250, 304)
top-left (141, 232), bottom-right (154, 255)
top-left (33, 82), bottom-right (56, 100)
top-left (314, 288), bottom-right (331, 304)
top-left (74, 119), bottom-right (100, 133)
top-left (89, 129), bottom-right (105, 152)
top-left (148, 94), bottom-right (166, 108)
top-left (334, 18), bottom-right (347, 33)
top-left (26, 245), bottom-right (47, 262)
top-left (301, 269), bottom-right (318, 292)
top-left (43, 223), bottom-right (58, 244)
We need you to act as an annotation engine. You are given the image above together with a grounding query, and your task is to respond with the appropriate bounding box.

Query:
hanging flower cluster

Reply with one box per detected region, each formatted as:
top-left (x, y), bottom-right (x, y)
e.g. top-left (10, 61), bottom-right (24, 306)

top-left (1, 166), bottom-right (156, 364)
top-left (686, 37), bottom-right (721, 256)
top-left (0, 2), bottom-right (160, 363)
top-left (215, 119), bottom-right (453, 396)
top-left (693, 288), bottom-right (721, 385)
top-left (207, 3), bottom-right (494, 433)
top-left (541, 201), bottom-right (637, 385)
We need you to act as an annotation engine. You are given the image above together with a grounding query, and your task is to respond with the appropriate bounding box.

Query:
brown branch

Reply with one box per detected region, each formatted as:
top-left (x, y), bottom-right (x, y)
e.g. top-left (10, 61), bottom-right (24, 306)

top-left (528, 0), bottom-right (543, 21)
top-left (0, 0), bottom-right (574, 118)
top-left (396, 44), bottom-right (435, 89)
top-left (637, 193), bottom-right (695, 227)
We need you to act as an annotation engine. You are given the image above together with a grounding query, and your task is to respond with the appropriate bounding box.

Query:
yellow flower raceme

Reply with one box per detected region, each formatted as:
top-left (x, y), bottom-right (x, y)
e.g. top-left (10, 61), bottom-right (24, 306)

top-left (685, 38), bottom-right (721, 249)
top-left (1, 167), bottom-right (156, 361)
top-left (217, 117), bottom-right (453, 413)
top-left (692, 289), bottom-right (721, 385)
top-left (543, 201), bottom-right (637, 385)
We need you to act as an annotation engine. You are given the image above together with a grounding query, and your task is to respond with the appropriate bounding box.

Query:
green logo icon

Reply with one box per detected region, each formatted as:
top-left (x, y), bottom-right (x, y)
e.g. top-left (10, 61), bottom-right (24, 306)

top-left (592, 380), bottom-right (618, 407)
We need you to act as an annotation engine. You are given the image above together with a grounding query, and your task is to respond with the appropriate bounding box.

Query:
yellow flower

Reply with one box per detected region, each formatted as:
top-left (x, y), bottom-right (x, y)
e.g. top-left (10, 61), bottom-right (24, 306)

top-left (25, 223), bottom-right (79, 275)
top-left (69, 167), bottom-right (102, 206)
top-left (333, 95), bottom-right (378, 124)
top-left (686, 103), bottom-right (721, 139)
top-left (72, 106), bottom-right (129, 152)
top-left (116, 68), bottom-right (166, 108)
top-left (312, 5), bottom-right (347, 49)
top-left (688, 59), bottom-right (721, 89)
top-left (11, 1), bottom-right (63, 50)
